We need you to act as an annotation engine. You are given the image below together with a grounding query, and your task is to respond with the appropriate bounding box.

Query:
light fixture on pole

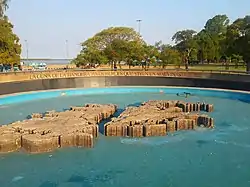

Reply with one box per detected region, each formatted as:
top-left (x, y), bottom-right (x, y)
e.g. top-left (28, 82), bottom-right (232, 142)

top-left (65, 40), bottom-right (69, 59)
top-left (136, 19), bottom-right (142, 35)
top-left (24, 40), bottom-right (29, 60)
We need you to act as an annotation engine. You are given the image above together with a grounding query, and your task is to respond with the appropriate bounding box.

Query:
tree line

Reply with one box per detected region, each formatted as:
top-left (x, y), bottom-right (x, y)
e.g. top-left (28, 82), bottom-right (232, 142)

top-left (73, 14), bottom-right (250, 71)
top-left (0, 0), bottom-right (21, 69)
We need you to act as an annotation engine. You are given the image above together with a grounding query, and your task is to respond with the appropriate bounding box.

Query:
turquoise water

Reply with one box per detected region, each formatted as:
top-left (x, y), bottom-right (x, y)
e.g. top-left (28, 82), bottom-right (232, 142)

top-left (0, 88), bottom-right (250, 187)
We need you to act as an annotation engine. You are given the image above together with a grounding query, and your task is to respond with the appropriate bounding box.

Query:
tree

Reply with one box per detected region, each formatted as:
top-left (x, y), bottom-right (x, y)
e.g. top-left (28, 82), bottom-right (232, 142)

top-left (0, 16), bottom-right (21, 67)
top-left (126, 41), bottom-right (145, 69)
top-left (72, 14), bottom-right (250, 72)
top-left (104, 39), bottom-right (132, 69)
top-left (204, 15), bottom-right (230, 62)
top-left (82, 27), bottom-right (144, 51)
top-left (72, 47), bottom-right (107, 67)
top-left (226, 16), bottom-right (250, 71)
top-left (196, 30), bottom-right (215, 63)
top-left (231, 54), bottom-right (243, 69)
top-left (159, 46), bottom-right (182, 68)
top-left (143, 44), bottom-right (160, 69)
top-left (172, 29), bottom-right (197, 69)
top-left (0, 1), bottom-right (21, 69)
top-left (204, 14), bottom-right (230, 36)
top-left (72, 27), bottom-right (145, 69)
top-left (172, 30), bottom-right (197, 44)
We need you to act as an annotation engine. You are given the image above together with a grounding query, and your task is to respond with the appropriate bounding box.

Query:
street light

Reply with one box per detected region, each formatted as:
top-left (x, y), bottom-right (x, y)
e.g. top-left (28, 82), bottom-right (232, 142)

top-left (136, 19), bottom-right (142, 35)
top-left (65, 40), bottom-right (69, 59)
top-left (24, 40), bottom-right (29, 60)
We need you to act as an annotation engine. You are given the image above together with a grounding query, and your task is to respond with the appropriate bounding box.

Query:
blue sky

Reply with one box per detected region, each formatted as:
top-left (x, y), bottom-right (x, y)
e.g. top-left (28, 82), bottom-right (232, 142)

top-left (6, 0), bottom-right (250, 59)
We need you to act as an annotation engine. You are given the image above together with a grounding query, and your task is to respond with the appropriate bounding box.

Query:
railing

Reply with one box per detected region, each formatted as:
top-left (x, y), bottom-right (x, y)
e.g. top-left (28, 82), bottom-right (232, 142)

top-left (0, 68), bottom-right (249, 75)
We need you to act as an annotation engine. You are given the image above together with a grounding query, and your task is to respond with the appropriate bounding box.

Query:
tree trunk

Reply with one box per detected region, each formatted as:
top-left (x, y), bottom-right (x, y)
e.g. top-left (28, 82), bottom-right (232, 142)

top-left (114, 61), bottom-right (117, 71)
top-left (110, 61), bottom-right (113, 70)
top-left (247, 62), bottom-right (250, 73)
top-left (225, 60), bottom-right (229, 70)
top-left (235, 60), bottom-right (238, 69)
top-left (185, 56), bottom-right (189, 71)
top-left (118, 61), bottom-right (122, 70)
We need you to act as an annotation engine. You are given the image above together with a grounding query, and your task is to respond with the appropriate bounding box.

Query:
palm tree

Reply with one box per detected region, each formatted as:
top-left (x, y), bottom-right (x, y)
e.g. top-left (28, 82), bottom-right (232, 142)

top-left (0, 0), bottom-right (10, 17)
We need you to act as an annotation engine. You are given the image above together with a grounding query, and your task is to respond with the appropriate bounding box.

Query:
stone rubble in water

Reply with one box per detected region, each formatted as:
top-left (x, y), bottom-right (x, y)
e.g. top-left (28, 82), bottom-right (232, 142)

top-left (104, 100), bottom-right (214, 137)
top-left (0, 104), bottom-right (117, 154)
top-left (0, 100), bottom-right (215, 154)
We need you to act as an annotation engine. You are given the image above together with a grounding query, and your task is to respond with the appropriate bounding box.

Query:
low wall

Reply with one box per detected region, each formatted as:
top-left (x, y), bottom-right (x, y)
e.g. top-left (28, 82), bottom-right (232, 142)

top-left (0, 70), bottom-right (250, 95)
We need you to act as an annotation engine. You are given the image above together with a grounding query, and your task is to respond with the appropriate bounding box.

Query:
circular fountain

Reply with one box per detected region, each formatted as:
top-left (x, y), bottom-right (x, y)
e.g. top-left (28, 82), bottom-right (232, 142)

top-left (0, 71), bottom-right (250, 187)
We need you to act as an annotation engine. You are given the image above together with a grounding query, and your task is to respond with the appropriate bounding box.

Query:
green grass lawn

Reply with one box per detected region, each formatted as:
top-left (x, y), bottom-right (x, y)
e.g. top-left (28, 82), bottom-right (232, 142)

top-left (98, 64), bottom-right (247, 72)
top-left (188, 65), bottom-right (246, 71)
top-left (157, 64), bottom-right (247, 72)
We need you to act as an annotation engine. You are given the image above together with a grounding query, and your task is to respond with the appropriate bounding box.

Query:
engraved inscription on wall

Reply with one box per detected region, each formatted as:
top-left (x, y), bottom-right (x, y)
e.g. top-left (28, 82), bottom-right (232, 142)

top-left (29, 71), bottom-right (190, 80)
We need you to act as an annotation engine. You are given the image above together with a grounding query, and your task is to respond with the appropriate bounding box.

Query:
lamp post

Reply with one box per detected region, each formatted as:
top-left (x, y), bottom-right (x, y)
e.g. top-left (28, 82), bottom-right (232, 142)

top-left (136, 19), bottom-right (142, 35)
top-left (65, 40), bottom-right (69, 59)
top-left (24, 40), bottom-right (29, 61)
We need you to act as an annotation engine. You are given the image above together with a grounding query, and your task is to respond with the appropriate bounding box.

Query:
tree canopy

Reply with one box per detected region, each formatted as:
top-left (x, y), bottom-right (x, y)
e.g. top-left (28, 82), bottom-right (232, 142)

top-left (73, 27), bottom-right (147, 68)
top-left (73, 14), bottom-right (250, 71)
top-left (0, 0), bottom-right (21, 67)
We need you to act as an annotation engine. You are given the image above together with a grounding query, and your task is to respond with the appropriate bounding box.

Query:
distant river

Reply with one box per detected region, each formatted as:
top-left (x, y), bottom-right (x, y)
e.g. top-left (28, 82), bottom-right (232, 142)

top-left (21, 59), bottom-right (72, 65)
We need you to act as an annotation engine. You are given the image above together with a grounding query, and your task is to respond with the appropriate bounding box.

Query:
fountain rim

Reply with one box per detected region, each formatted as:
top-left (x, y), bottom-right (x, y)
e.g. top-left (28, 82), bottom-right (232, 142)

top-left (0, 86), bottom-right (249, 106)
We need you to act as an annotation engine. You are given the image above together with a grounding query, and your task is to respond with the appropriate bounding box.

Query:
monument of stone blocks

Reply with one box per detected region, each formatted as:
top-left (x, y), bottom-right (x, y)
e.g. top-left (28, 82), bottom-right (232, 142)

top-left (0, 104), bottom-right (117, 154)
top-left (0, 100), bottom-right (214, 154)
top-left (104, 100), bottom-right (214, 138)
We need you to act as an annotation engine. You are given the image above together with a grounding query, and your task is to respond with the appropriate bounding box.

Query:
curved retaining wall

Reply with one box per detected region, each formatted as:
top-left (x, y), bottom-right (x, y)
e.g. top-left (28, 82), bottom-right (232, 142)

top-left (0, 70), bottom-right (250, 95)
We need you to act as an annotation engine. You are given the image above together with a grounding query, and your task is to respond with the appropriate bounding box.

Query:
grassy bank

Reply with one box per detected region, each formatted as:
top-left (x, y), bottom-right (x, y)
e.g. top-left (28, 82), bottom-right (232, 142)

top-left (96, 64), bottom-right (247, 72)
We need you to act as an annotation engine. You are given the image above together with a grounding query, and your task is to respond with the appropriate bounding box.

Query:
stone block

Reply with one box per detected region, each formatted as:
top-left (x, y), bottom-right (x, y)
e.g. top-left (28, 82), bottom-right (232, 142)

top-left (186, 114), bottom-right (199, 124)
top-left (115, 125), bottom-right (128, 137)
top-left (127, 125), bottom-right (143, 137)
top-left (208, 118), bottom-right (214, 128)
top-left (82, 125), bottom-right (98, 137)
top-left (0, 134), bottom-right (21, 153)
top-left (70, 106), bottom-right (85, 111)
top-left (205, 104), bottom-right (214, 112)
top-left (166, 121), bottom-right (176, 132)
top-left (0, 126), bottom-right (16, 135)
top-left (143, 124), bottom-right (166, 137)
top-left (31, 113), bottom-right (43, 118)
top-left (44, 111), bottom-right (58, 118)
top-left (59, 132), bottom-right (93, 148)
top-left (166, 107), bottom-right (182, 113)
top-left (105, 124), bottom-right (128, 137)
top-left (185, 103), bottom-right (191, 113)
top-left (21, 134), bottom-right (59, 153)
top-left (176, 119), bottom-right (188, 130)
top-left (187, 119), bottom-right (196, 129)
top-left (197, 115), bottom-right (214, 128)
top-left (105, 124), bottom-right (115, 136)
top-left (77, 133), bottom-right (94, 148)
top-left (177, 103), bottom-right (185, 112)
top-left (194, 103), bottom-right (200, 112)
top-left (59, 133), bottom-right (78, 147)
